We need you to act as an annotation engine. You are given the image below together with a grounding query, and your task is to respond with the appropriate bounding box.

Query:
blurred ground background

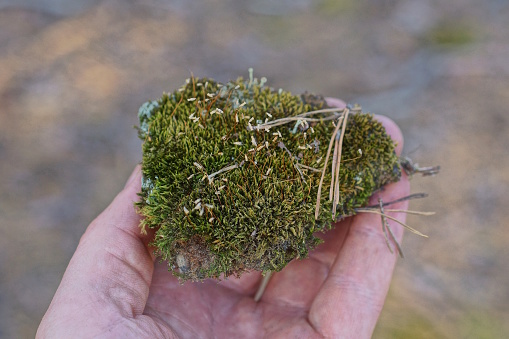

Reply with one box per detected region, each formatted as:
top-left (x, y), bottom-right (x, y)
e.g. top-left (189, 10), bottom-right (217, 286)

top-left (0, 0), bottom-right (508, 337)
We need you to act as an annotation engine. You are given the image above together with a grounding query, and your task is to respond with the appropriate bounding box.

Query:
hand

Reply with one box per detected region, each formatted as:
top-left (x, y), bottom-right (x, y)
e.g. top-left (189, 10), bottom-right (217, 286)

top-left (37, 99), bottom-right (410, 338)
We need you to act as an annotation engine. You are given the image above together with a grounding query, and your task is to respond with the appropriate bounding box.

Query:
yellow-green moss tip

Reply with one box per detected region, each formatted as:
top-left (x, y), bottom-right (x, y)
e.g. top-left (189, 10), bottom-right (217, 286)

top-left (136, 73), bottom-right (400, 281)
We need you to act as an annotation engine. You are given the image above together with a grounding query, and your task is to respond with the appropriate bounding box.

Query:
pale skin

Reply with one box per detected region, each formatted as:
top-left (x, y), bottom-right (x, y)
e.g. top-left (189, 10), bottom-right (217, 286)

top-left (37, 99), bottom-right (410, 338)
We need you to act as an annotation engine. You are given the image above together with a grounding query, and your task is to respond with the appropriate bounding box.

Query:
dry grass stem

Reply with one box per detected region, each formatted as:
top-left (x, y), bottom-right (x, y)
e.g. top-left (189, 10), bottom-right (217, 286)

top-left (207, 161), bottom-right (244, 182)
top-left (379, 199), bottom-right (394, 254)
top-left (254, 271), bottom-right (273, 302)
top-left (364, 193), bottom-right (429, 208)
top-left (379, 198), bottom-right (405, 257)
top-left (294, 163), bottom-right (306, 183)
top-left (249, 108), bottom-right (345, 131)
top-left (315, 115), bottom-right (345, 219)
top-left (278, 141), bottom-right (307, 183)
top-left (356, 209), bottom-right (428, 237)
top-left (298, 164), bottom-right (322, 173)
top-left (329, 135), bottom-right (339, 201)
top-left (386, 219), bottom-right (404, 258)
top-left (379, 209), bottom-right (435, 216)
top-left (332, 108), bottom-right (350, 218)
top-left (356, 208), bottom-right (435, 216)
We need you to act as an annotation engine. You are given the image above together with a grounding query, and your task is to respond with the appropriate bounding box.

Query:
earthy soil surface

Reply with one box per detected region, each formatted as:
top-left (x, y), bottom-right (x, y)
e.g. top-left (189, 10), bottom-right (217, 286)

top-left (1, 0), bottom-right (508, 337)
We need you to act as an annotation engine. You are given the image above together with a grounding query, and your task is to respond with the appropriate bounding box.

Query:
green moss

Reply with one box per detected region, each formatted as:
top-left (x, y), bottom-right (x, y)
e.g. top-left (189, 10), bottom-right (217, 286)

top-left (136, 71), bottom-right (400, 280)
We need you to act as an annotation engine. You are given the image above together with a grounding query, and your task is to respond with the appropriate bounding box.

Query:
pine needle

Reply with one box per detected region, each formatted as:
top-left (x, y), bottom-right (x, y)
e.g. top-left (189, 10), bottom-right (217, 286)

top-left (254, 271), bottom-right (273, 302)
top-left (364, 193), bottom-right (429, 208)
top-left (380, 209), bottom-right (435, 216)
top-left (386, 219), bottom-right (404, 258)
top-left (249, 108), bottom-right (344, 131)
top-left (356, 209), bottom-right (428, 237)
top-left (379, 199), bottom-right (394, 254)
top-left (207, 161), bottom-right (245, 183)
top-left (298, 164), bottom-right (322, 172)
top-left (356, 207), bottom-right (435, 216)
top-left (315, 114), bottom-right (345, 219)
top-left (329, 135), bottom-right (339, 201)
top-left (332, 108), bottom-right (350, 219)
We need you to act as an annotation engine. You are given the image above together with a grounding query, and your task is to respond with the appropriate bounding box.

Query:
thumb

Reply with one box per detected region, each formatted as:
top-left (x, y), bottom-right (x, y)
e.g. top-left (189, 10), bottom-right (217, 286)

top-left (40, 166), bottom-right (155, 335)
top-left (84, 165), bottom-right (155, 255)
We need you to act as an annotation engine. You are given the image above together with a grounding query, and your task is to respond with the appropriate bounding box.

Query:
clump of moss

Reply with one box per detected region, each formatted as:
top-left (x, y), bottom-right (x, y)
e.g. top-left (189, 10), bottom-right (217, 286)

top-left (136, 71), bottom-right (400, 281)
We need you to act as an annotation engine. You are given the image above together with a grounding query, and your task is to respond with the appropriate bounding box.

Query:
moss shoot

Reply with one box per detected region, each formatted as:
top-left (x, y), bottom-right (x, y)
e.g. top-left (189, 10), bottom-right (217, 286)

top-left (136, 71), bottom-right (401, 281)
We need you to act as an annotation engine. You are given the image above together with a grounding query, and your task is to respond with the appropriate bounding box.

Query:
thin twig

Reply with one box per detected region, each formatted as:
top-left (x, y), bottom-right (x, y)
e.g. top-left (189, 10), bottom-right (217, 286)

top-left (294, 164), bottom-right (306, 183)
top-left (254, 271), bottom-right (273, 302)
top-left (169, 94), bottom-right (184, 118)
top-left (364, 193), bottom-right (429, 209)
top-left (400, 157), bottom-right (440, 177)
top-left (379, 199), bottom-right (394, 254)
top-left (386, 219), bottom-right (404, 258)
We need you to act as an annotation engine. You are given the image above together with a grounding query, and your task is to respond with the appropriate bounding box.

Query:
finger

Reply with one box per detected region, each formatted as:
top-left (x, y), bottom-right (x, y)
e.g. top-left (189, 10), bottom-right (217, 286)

top-left (41, 165), bottom-right (156, 329)
top-left (374, 114), bottom-right (404, 155)
top-left (325, 97), bottom-right (346, 109)
top-left (86, 164), bottom-right (156, 254)
top-left (309, 117), bottom-right (410, 338)
top-left (218, 270), bottom-right (263, 296)
top-left (259, 219), bottom-right (351, 309)
top-left (125, 163), bottom-right (142, 188)
top-left (259, 102), bottom-right (401, 310)
top-left (309, 179), bottom-right (409, 337)
top-left (307, 217), bottom-right (351, 270)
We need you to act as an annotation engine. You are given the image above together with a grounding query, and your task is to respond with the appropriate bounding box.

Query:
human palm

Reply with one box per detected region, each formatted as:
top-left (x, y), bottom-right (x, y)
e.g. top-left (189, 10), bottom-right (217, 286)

top-left (38, 105), bottom-right (409, 339)
top-left (144, 214), bottom-right (388, 339)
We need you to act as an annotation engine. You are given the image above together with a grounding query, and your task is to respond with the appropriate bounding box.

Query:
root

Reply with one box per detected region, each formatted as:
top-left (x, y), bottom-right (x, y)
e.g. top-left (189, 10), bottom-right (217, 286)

top-left (400, 157), bottom-right (440, 177)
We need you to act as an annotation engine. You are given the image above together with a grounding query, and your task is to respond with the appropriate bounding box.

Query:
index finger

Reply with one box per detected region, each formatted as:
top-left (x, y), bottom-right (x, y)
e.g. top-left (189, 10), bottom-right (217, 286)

top-left (308, 115), bottom-right (410, 338)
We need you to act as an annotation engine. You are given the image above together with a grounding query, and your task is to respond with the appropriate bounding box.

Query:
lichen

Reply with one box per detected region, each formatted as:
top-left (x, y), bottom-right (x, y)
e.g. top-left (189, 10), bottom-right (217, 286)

top-left (136, 71), bottom-right (400, 281)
